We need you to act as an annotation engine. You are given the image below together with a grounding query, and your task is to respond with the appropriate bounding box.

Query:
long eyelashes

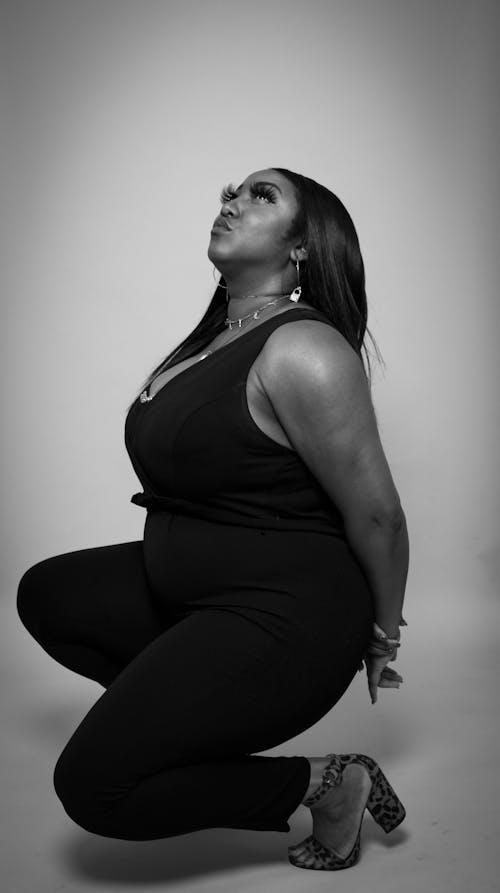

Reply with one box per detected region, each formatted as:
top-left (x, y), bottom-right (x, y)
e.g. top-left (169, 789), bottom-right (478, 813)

top-left (219, 182), bottom-right (278, 204)
top-left (219, 183), bottom-right (238, 203)
top-left (251, 183), bottom-right (278, 203)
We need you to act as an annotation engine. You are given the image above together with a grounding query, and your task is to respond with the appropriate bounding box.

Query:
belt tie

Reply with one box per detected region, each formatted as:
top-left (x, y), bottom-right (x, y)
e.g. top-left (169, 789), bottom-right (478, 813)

top-left (130, 491), bottom-right (197, 514)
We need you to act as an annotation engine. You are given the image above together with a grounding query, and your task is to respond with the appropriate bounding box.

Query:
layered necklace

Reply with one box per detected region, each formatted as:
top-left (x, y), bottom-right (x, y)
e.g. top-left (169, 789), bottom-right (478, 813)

top-left (224, 292), bottom-right (292, 330)
top-left (199, 292), bottom-right (292, 358)
top-left (139, 291), bottom-right (295, 403)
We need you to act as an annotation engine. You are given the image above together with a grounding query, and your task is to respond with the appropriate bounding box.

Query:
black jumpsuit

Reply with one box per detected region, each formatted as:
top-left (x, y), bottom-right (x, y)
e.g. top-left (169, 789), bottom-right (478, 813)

top-left (16, 306), bottom-right (374, 841)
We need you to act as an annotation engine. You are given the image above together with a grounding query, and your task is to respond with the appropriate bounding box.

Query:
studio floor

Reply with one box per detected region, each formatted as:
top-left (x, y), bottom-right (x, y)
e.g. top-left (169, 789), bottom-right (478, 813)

top-left (3, 587), bottom-right (499, 893)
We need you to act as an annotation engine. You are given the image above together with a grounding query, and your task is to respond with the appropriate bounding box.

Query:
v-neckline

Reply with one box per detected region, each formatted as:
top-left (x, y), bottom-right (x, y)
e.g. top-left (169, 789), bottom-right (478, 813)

top-left (140, 305), bottom-right (322, 404)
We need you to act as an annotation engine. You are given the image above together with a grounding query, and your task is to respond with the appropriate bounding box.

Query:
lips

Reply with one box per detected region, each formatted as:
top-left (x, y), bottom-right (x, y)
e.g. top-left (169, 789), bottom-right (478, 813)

top-left (212, 218), bottom-right (232, 231)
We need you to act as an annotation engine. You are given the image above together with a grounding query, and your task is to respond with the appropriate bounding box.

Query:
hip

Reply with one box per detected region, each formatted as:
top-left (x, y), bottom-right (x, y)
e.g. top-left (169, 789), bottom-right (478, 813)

top-left (142, 510), bottom-right (373, 621)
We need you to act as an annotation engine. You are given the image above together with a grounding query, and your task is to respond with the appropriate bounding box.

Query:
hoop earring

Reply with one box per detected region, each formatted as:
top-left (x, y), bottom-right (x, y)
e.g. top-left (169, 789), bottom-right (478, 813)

top-left (289, 258), bottom-right (302, 302)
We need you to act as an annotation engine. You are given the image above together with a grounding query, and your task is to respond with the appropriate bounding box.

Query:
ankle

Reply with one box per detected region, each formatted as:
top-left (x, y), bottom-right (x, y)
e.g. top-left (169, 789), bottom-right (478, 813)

top-left (301, 756), bottom-right (334, 804)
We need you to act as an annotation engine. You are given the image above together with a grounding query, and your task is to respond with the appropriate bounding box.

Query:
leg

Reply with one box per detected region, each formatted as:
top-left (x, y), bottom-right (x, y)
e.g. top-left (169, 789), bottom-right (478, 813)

top-left (296, 758), bottom-right (372, 861)
top-left (52, 608), bottom-right (315, 840)
top-left (16, 541), bottom-right (179, 687)
top-left (289, 752), bottom-right (406, 870)
top-left (50, 518), bottom-right (373, 842)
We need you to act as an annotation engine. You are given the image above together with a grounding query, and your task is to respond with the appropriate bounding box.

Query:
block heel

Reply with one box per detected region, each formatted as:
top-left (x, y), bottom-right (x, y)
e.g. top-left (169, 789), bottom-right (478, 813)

top-left (341, 753), bottom-right (406, 833)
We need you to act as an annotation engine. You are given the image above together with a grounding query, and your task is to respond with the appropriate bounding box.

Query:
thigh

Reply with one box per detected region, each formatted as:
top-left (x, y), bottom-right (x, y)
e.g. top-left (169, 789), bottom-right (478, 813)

top-left (54, 599), bottom-right (359, 794)
top-left (17, 541), bottom-right (180, 667)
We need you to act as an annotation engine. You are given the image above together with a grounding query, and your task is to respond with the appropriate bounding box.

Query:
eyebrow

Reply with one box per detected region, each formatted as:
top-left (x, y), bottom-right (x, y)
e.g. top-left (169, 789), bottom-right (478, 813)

top-left (235, 179), bottom-right (283, 195)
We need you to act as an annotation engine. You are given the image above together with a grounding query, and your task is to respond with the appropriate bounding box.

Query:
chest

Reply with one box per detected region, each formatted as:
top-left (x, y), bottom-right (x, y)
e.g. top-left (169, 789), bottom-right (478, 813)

top-left (147, 342), bottom-right (293, 451)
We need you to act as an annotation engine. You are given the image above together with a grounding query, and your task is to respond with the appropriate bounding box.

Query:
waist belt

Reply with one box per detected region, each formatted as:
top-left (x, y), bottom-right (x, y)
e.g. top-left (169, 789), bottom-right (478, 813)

top-left (130, 490), bottom-right (345, 537)
top-left (130, 491), bottom-right (198, 514)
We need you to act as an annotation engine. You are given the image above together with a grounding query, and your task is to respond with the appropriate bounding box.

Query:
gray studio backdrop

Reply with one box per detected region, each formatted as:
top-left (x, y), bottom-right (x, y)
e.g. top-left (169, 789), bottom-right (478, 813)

top-left (1, 1), bottom-right (499, 889)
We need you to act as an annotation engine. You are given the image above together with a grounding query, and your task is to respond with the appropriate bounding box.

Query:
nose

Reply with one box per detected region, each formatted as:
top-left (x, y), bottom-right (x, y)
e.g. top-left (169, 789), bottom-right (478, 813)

top-left (221, 196), bottom-right (239, 217)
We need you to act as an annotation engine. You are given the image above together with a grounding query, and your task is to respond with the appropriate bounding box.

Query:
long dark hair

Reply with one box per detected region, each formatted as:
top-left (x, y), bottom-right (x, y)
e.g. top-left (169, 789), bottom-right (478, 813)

top-left (128, 167), bottom-right (383, 409)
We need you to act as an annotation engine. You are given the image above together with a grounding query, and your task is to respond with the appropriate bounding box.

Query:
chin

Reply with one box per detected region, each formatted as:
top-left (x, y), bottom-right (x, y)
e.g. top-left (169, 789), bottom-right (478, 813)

top-left (207, 243), bottom-right (229, 267)
top-left (207, 240), bottom-right (220, 262)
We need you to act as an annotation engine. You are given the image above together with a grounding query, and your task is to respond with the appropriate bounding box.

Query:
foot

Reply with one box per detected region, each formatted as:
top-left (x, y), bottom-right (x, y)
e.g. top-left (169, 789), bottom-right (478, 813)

top-left (291, 762), bottom-right (372, 864)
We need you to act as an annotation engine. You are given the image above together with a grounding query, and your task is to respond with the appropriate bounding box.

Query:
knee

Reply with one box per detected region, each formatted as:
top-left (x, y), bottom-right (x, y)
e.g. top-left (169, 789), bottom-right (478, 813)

top-left (53, 746), bottom-right (106, 836)
top-left (17, 559), bottom-right (52, 638)
top-left (53, 748), bottom-right (77, 817)
top-left (17, 554), bottom-right (70, 645)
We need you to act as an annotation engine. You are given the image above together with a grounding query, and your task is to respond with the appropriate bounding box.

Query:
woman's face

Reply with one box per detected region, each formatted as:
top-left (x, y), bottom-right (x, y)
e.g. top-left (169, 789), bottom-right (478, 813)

top-left (207, 168), bottom-right (301, 274)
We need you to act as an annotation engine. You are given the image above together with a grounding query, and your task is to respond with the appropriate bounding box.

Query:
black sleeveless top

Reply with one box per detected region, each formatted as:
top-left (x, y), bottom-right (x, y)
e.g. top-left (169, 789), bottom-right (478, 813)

top-left (124, 307), bottom-right (346, 538)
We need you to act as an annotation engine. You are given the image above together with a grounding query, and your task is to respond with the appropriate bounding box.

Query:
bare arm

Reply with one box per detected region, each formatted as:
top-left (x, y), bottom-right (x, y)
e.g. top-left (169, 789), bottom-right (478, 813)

top-left (343, 512), bottom-right (408, 637)
top-left (259, 320), bottom-right (409, 637)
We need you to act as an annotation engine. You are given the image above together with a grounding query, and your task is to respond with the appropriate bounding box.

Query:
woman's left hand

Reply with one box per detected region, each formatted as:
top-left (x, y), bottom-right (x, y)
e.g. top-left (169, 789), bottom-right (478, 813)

top-left (359, 649), bottom-right (403, 704)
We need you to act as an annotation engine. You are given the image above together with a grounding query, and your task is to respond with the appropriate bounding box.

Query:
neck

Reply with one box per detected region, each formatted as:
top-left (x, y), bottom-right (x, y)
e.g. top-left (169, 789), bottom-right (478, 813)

top-left (223, 271), bottom-right (294, 320)
top-left (225, 295), bottom-right (291, 328)
top-left (226, 293), bottom-right (290, 321)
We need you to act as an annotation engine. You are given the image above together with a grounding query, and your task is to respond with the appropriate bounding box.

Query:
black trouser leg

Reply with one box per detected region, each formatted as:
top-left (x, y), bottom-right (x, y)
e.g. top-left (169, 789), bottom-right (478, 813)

top-left (16, 541), bottom-right (175, 687)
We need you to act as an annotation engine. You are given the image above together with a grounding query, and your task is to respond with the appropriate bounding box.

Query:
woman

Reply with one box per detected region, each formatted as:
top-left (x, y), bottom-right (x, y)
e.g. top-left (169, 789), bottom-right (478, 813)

top-left (17, 167), bottom-right (409, 872)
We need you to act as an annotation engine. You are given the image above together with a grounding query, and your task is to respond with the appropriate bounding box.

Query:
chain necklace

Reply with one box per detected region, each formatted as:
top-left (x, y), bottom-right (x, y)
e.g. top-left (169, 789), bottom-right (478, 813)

top-left (201, 294), bottom-right (291, 358)
top-left (224, 293), bottom-right (290, 330)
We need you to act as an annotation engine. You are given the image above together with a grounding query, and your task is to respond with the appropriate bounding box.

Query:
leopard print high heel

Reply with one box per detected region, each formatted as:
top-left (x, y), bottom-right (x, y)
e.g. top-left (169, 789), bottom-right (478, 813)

top-left (288, 752), bottom-right (406, 871)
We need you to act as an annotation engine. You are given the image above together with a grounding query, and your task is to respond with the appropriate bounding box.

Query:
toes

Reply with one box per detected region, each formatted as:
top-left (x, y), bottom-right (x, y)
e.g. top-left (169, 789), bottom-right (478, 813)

top-left (288, 845), bottom-right (317, 869)
top-left (289, 853), bottom-right (309, 868)
top-left (297, 851), bottom-right (316, 868)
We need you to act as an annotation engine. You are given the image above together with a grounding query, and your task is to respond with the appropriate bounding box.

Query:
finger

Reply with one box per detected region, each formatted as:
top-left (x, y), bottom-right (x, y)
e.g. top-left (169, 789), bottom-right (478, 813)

top-left (368, 672), bottom-right (381, 704)
top-left (378, 669), bottom-right (403, 686)
top-left (368, 676), bottom-right (378, 703)
top-left (381, 667), bottom-right (403, 682)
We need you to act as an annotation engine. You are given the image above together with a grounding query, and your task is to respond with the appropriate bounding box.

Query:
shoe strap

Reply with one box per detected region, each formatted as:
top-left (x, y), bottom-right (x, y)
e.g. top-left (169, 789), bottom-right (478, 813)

top-left (302, 753), bottom-right (343, 807)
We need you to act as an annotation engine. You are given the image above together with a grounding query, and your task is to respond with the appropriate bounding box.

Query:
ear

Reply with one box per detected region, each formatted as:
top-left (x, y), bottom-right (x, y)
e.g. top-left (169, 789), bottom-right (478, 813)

top-left (290, 244), bottom-right (308, 263)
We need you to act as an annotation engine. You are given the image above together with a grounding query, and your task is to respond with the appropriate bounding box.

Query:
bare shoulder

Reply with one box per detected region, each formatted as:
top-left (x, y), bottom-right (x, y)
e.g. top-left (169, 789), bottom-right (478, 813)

top-left (256, 315), bottom-right (402, 524)
top-left (259, 316), bottom-right (367, 394)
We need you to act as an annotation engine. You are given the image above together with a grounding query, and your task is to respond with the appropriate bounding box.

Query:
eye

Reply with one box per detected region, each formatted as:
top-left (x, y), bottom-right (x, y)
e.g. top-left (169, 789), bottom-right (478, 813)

top-left (249, 182), bottom-right (277, 203)
top-left (219, 183), bottom-right (238, 203)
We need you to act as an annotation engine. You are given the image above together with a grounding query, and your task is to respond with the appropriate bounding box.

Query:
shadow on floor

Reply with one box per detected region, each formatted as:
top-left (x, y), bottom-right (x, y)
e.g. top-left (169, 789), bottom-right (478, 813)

top-left (52, 817), bottom-right (410, 885)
